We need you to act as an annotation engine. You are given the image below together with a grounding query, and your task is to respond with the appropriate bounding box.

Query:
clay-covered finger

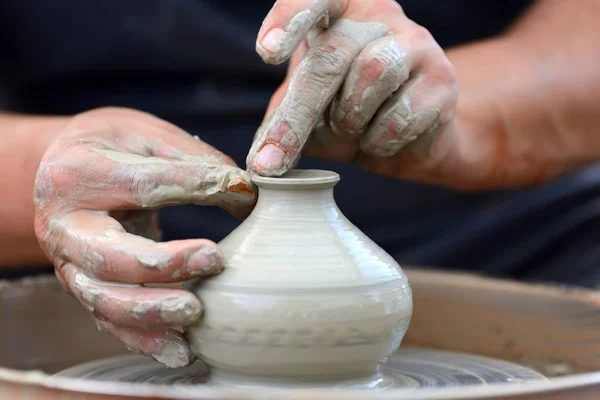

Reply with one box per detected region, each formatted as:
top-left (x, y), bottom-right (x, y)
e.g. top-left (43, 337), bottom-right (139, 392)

top-left (46, 210), bottom-right (223, 283)
top-left (43, 144), bottom-right (255, 212)
top-left (330, 35), bottom-right (412, 137)
top-left (303, 115), bottom-right (359, 162)
top-left (360, 70), bottom-right (457, 158)
top-left (247, 19), bottom-right (390, 176)
top-left (65, 108), bottom-right (242, 169)
top-left (96, 319), bottom-right (195, 368)
top-left (110, 210), bottom-right (162, 241)
top-left (256, 0), bottom-right (344, 64)
top-left (62, 263), bottom-right (203, 330)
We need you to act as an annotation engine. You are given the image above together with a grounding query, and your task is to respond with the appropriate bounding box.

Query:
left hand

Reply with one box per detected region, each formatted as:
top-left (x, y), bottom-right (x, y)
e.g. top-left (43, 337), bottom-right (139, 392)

top-left (247, 0), bottom-right (458, 186)
top-left (34, 107), bottom-right (256, 368)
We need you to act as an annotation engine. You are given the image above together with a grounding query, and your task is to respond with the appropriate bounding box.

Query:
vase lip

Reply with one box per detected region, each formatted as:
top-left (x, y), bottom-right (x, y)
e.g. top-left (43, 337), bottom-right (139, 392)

top-left (251, 169), bottom-right (340, 190)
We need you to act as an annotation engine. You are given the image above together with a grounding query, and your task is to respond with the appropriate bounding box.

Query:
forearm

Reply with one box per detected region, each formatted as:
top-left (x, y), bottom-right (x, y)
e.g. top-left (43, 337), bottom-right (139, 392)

top-left (0, 113), bottom-right (68, 268)
top-left (447, 0), bottom-right (600, 183)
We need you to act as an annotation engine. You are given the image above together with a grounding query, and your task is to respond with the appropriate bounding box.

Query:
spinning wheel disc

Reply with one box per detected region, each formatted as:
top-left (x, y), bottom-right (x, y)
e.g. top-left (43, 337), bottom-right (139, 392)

top-left (56, 347), bottom-right (546, 390)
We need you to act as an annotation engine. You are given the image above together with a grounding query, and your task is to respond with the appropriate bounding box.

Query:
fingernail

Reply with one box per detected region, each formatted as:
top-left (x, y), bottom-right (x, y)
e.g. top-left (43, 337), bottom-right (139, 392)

top-left (261, 28), bottom-right (284, 54)
top-left (187, 247), bottom-right (222, 275)
top-left (256, 144), bottom-right (285, 172)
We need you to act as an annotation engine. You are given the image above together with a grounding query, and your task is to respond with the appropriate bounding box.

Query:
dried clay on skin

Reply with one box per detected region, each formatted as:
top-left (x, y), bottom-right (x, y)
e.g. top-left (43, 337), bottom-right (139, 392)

top-left (331, 36), bottom-right (410, 136)
top-left (248, 19), bottom-right (390, 176)
top-left (131, 296), bottom-right (201, 325)
top-left (152, 330), bottom-right (194, 368)
top-left (74, 272), bottom-right (100, 313)
top-left (33, 162), bottom-right (54, 207)
top-left (256, 0), bottom-right (332, 64)
top-left (136, 253), bottom-right (171, 270)
top-left (360, 89), bottom-right (441, 157)
top-left (90, 148), bottom-right (255, 208)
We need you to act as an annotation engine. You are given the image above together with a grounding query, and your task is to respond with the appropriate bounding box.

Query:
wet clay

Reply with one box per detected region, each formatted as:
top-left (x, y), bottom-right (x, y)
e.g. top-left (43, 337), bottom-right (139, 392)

top-left (248, 20), bottom-right (391, 176)
top-left (92, 148), bottom-right (254, 208)
top-left (360, 89), bottom-right (441, 157)
top-left (151, 331), bottom-right (195, 369)
top-left (330, 35), bottom-right (410, 137)
top-left (185, 169), bottom-right (413, 384)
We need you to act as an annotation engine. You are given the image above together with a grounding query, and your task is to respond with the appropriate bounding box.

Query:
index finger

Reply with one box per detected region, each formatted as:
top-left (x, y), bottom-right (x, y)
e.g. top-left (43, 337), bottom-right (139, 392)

top-left (247, 19), bottom-right (389, 176)
top-left (256, 0), bottom-right (345, 64)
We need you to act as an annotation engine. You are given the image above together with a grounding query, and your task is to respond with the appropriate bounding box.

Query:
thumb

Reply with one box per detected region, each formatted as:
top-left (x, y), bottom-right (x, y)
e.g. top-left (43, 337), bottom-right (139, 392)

top-left (256, 0), bottom-right (344, 64)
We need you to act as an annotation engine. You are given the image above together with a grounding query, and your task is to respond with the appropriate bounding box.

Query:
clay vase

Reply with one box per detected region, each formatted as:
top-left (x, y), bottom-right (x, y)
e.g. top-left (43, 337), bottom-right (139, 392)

top-left (185, 169), bottom-right (412, 386)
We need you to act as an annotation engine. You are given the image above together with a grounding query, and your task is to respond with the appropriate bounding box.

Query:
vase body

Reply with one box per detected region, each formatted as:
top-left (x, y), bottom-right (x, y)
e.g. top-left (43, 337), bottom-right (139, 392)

top-left (186, 170), bottom-right (412, 385)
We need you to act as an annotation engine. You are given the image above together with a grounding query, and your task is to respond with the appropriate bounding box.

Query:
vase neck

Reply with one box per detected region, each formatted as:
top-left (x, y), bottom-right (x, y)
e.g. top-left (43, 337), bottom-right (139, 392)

top-left (252, 187), bottom-right (340, 220)
top-left (249, 169), bottom-right (342, 220)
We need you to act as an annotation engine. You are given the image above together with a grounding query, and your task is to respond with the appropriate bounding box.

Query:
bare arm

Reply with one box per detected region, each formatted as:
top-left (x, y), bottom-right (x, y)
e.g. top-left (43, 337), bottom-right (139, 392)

top-left (0, 113), bottom-right (68, 267)
top-left (248, 0), bottom-right (600, 190)
top-left (447, 0), bottom-right (600, 187)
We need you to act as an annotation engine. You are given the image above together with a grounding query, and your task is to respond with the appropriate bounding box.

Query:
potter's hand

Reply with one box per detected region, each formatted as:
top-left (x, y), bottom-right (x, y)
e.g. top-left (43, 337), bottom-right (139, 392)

top-left (34, 107), bottom-right (256, 368)
top-left (247, 0), bottom-right (458, 183)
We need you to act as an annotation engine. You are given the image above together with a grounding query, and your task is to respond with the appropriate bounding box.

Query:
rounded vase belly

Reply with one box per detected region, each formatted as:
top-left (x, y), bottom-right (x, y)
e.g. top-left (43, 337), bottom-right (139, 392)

top-left (185, 170), bottom-right (412, 384)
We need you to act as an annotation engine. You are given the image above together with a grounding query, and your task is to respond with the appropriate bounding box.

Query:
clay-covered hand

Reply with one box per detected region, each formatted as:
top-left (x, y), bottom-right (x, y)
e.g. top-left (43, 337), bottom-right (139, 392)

top-left (247, 0), bottom-right (458, 185)
top-left (34, 107), bottom-right (256, 368)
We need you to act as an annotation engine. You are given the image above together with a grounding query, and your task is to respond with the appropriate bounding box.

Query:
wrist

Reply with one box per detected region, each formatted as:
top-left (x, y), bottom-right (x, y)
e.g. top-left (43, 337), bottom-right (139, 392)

top-left (446, 36), bottom-right (586, 187)
top-left (0, 113), bottom-right (70, 268)
top-left (1, 112), bottom-right (69, 160)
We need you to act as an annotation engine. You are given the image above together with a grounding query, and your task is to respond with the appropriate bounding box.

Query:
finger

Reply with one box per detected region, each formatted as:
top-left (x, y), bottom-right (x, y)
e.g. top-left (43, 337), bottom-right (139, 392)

top-left (69, 108), bottom-right (239, 167)
top-left (46, 144), bottom-right (255, 212)
top-left (47, 210), bottom-right (223, 283)
top-left (62, 263), bottom-right (203, 330)
top-left (359, 56), bottom-right (457, 158)
top-left (261, 38), bottom-right (311, 124)
top-left (110, 210), bottom-right (162, 241)
top-left (248, 40), bottom-right (309, 167)
top-left (247, 19), bottom-right (390, 176)
top-left (330, 35), bottom-right (411, 137)
top-left (357, 121), bottom-right (457, 189)
top-left (303, 114), bottom-right (359, 162)
top-left (54, 268), bottom-right (73, 296)
top-left (96, 319), bottom-right (195, 368)
top-left (251, 39), bottom-right (309, 146)
top-left (256, 0), bottom-right (345, 64)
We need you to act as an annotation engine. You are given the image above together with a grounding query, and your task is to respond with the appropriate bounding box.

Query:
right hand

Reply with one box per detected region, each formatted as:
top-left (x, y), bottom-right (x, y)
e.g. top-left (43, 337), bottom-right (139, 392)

top-left (33, 107), bottom-right (256, 367)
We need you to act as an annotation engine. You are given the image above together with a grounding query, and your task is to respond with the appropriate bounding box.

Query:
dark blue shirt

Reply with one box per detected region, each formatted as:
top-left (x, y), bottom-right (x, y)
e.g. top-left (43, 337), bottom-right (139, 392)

top-left (2, 1), bottom-right (599, 287)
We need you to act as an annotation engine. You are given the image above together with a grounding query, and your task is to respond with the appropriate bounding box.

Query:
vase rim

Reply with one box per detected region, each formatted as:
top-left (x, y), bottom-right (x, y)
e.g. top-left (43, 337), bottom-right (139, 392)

top-left (251, 169), bottom-right (340, 189)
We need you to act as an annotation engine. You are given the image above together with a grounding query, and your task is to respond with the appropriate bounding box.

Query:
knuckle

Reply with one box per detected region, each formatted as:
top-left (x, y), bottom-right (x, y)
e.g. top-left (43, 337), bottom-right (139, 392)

top-left (438, 93), bottom-right (458, 126)
top-left (357, 54), bottom-right (387, 83)
top-left (274, 0), bottom-right (297, 15)
top-left (37, 216), bottom-right (66, 261)
top-left (34, 154), bottom-right (85, 206)
top-left (77, 106), bottom-right (138, 120)
top-left (37, 225), bottom-right (57, 258)
top-left (33, 162), bottom-right (54, 207)
top-left (308, 44), bottom-right (347, 77)
top-left (409, 24), bottom-right (434, 43)
top-left (129, 167), bottom-right (167, 208)
top-left (382, 1), bottom-right (404, 15)
top-left (355, 0), bottom-right (403, 20)
top-left (430, 57), bottom-right (457, 87)
top-left (130, 172), bottom-right (146, 208)
top-left (82, 240), bottom-right (109, 278)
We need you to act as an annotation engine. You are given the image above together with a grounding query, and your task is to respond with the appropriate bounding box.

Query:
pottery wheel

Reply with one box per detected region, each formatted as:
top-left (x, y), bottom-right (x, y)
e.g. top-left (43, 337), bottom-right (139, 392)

top-left (55, 347), bottom-right (546, 390)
